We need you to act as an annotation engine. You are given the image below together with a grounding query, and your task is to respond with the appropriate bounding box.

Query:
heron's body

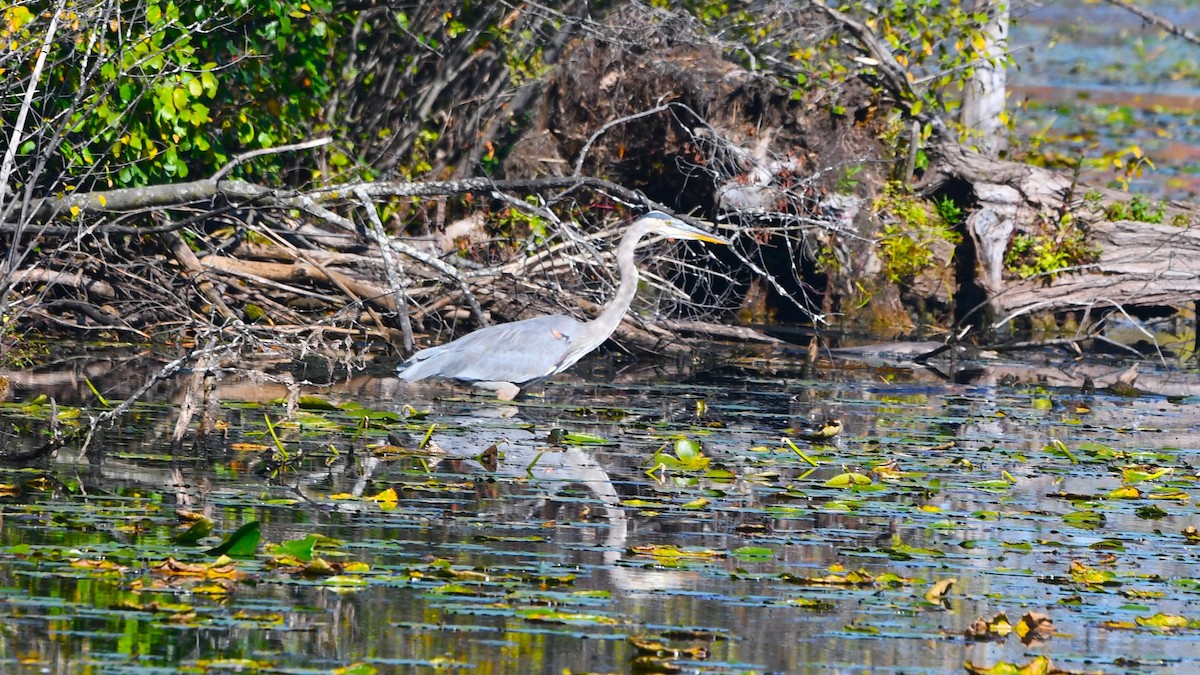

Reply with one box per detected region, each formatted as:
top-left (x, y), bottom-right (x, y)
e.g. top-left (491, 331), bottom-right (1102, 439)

top-left (397, 212), bottom-right (727, 399)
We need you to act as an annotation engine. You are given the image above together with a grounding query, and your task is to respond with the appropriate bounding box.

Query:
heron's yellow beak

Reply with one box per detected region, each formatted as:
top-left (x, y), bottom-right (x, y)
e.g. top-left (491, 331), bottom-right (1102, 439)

top-left (663, 221), bottom-right (729, 246)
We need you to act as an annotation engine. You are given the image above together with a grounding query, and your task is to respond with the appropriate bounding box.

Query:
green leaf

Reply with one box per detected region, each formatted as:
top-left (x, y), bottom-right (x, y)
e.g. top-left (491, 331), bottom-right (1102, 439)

top-left (297, 396), bottom-right (339, 410)
top-left (1062, 510), bottom-right (1106, 530)
top-left (206, 521), bottom-right (262, 557)
top-left (561, 432), bottom-right (611, 445)
top-left (674, 438), bottom-right (702, 461)
top-left (825, 472), bottom-right (872, 488)
top-left (271, 534), bottom-right (322, 562)
top-left (173, 517), bottom-right (215, 545)
top-left (731, 546), bottom-right (774, 560)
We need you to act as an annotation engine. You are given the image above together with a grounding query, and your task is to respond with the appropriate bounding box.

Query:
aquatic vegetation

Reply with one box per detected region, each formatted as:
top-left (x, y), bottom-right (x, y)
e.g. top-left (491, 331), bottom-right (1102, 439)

top-left (2, 349), bottom-right (1200, 672)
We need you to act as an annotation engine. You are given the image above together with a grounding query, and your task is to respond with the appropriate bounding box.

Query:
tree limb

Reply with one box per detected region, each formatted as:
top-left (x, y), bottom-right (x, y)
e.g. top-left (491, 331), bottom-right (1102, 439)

top-left (1103, 0), bottom-right (1200, 48)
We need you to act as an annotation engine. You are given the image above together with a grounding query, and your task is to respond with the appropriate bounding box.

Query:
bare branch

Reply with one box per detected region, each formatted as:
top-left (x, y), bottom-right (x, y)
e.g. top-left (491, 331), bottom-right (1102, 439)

top-left (1102, 0), bottom-right (1200, 48)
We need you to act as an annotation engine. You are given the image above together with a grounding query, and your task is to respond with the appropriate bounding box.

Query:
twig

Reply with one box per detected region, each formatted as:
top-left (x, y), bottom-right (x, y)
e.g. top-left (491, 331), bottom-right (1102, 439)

top-left (354, 186), bottom-right (414, 352)
top-left (385, 239), bottom-right (488, 334)
top-left (1103, 0), bottom-right (1200, 48)
top-left (572, 101), bottom-right (672, 177)
top-left (211, 137), bottom-right (333, 182)
top-left (809, 0), bottom-right (947, 138)
top-left (0, 0), bottom-right (65, 225)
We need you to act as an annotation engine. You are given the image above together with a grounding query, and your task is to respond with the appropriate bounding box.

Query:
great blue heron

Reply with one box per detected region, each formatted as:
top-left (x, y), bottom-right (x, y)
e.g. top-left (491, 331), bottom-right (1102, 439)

top-left (397, 211), bottom-right (729, 399)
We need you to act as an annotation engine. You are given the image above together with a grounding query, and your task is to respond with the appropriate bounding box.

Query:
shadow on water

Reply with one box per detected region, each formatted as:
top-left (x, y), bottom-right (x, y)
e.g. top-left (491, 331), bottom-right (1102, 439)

top-left (2, 343), bottom-right (1200, 672)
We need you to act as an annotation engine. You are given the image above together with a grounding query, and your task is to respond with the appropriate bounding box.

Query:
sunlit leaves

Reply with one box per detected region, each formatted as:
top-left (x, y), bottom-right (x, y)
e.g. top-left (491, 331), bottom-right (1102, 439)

top-left (649, 437), bottom-right (711, 473)
top-left (1062, 510), bottom-right (1105, 530)
top-left (10, 0), bottom-right (343, 189)
top-left (825, 471), bottom-right (872, 488)
top-left (628, 544), bottom-right (723, 567)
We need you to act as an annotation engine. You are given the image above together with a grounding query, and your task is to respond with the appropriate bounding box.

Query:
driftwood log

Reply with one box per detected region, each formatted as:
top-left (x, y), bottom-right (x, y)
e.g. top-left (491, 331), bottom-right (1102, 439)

top-left (928, 142), bottom-right (1200, 331)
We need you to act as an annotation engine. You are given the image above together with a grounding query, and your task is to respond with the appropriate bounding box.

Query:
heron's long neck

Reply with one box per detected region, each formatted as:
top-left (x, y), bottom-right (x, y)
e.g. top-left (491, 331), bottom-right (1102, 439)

top-left (584, 222), bottom-right (648, 352)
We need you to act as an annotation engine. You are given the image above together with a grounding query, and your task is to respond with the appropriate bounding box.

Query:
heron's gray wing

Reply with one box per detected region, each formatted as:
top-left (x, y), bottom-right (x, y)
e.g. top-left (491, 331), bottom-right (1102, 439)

top-left (397, 315), bottom-right (586, 385)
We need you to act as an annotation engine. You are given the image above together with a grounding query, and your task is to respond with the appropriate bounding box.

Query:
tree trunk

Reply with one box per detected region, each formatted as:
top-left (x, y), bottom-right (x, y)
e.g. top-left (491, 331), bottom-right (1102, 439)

top-left (959, 0), bottom-right (1010, 159)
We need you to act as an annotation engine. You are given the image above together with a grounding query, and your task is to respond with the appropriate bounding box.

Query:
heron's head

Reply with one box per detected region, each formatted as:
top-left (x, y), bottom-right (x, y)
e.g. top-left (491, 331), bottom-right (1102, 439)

top-left (637, 210), bottom-right (729, 245)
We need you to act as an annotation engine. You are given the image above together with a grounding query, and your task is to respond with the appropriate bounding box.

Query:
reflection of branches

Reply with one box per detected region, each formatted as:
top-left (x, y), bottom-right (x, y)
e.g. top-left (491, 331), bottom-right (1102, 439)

top-left (0, 338), bottom-right (246, 464)
top-left (78, 337), bottom-right (246, 457)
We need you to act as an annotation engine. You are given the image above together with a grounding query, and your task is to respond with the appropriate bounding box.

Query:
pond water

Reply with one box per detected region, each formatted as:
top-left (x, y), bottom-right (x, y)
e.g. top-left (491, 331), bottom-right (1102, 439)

top-left (1010, 0), bottom-right (1200, 200)
top-left (3, 345), bottom-right (1200, 674)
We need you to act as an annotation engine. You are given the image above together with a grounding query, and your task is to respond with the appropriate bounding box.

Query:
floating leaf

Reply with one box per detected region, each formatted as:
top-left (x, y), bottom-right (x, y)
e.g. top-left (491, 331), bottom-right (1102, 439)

top-left (205, 521), bottom-right (261, 557)
top-left (298, 395), bottom-right (339, 410)
top-left (1015, 611), bottom-right (1055, 644)
top-left (332, 663), bottom-right (378, 675)
top-left (518, 608), bottom-right (620, 625)
top-left (963, 654), bottom-right (1052, 675)
top-left (825, 472), bottom-right (872, 488)
top-left (731, 546), bottom-right (774, 560)
top-left (367, 487), bottom-right (399, 509)
top-left (270, 534), bottom-right (322, 563)
top-left (1122, 466), bottom-right (1172, 483)
top-left (1135, 504), bottom-right (1169, 520)
top-left (301, 556), bottom-right (339, 578)
top-left (1069, 560), bottom-right (1116, 587)
top-left (964, 612), bottom-right (1012, 641)
top-left (173, 516), bottom-right (214, 545)
top-left (560, 432), bottom-right (612, 445)
top-left (1107, 486), bottom-right (1140, 500)
top-left (923, 577), bottom-right (956, 603)
top-left (1062, 510), bottom-right (1105, 530)
top-left (1135, 612), bottom-right (1190, 630)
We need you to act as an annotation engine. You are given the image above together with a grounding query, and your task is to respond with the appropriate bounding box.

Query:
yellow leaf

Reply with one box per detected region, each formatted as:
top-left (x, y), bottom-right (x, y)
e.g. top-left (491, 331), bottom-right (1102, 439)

top-left (97, 195), bottom-right (106, 207)
top-left (825, 472), bottom-right (872, 488)
top-left (1135, 612), bottom-right (1189, 630)
top-left (367, 487), bottom-right (398, 507)
top-left (1108, 486), bottom-right (1140, 499)
top-left (70, 206), bottom-right (80, 217)
top-left (923, 577), bottom-right (956, 603)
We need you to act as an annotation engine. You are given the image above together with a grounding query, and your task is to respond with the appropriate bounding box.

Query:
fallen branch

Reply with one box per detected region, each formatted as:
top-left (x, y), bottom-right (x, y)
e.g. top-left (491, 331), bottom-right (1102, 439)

top-left (4, 268), bottom-right (117, 300)
top-left (200, 256), bottom-right (396, 312)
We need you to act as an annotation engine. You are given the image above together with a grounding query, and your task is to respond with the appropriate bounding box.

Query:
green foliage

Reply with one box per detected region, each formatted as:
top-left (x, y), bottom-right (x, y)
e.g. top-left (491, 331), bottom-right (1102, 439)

top-left (1104, 194), bottom-right (1165, 224)
top-left (1089, 144), bottom-right (1156, 191)
top-left (837, 165), bottom-right (864, 193)
top-left (495, 202), bottom-right (552, 251)
top-left (874, 182), bottom-right (961, 283)
top-left (0, 318), bottom-right (48, 369)
top-left (1003, 214), bottom-right (1097, 279)
top-left (400, 128), bottom-right (440, 181)
top-left (933, 194), bottom-right (963, 225)
top-left (2, 0), bottom-right (350, 191)
top-left (678, 0), bottom-right (1010, 165)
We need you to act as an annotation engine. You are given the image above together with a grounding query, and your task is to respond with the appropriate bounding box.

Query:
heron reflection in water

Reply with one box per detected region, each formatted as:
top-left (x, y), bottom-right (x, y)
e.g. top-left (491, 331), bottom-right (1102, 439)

top-left (397, 211), bottom-right (729, 399)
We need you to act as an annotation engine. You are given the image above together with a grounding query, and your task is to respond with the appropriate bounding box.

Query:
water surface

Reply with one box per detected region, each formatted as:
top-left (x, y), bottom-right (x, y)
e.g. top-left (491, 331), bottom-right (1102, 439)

top-left (2, 345), bottom-right (1200, 673)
